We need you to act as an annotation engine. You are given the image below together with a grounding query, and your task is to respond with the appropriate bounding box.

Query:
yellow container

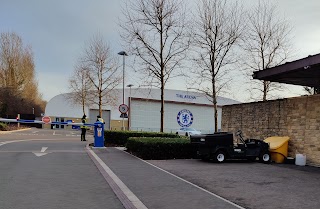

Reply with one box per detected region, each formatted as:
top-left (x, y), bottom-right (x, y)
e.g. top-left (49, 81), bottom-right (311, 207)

top-left (264, 136), bottom-right (290, 163)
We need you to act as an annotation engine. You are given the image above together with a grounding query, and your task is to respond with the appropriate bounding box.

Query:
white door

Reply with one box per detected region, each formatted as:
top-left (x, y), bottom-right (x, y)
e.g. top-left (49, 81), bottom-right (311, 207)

top-left (89, 109), bottom-right (110, 130)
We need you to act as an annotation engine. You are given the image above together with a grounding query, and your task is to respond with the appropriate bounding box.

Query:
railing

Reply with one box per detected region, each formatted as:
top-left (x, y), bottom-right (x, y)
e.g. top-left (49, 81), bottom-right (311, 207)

top-left (0, 118), bottom-right (94, 127)
top-left (0, 118), bottom-right (217, 134)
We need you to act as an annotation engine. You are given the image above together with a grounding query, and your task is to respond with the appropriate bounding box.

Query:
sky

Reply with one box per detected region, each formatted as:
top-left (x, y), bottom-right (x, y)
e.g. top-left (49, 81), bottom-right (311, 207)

top-left (0, 0), bottom-right (320, 102)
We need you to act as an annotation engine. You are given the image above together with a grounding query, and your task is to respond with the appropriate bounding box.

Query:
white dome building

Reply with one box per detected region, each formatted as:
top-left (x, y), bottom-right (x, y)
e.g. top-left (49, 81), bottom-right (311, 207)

top-left (45, 88), bottom-right (240, 133)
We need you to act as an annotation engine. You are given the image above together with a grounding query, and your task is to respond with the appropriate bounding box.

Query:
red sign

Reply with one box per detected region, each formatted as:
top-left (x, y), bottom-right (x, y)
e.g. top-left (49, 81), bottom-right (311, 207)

top-left (119, 104), bottom-right (129, 113)
top-left (42, 116), bottom-right (51, 124)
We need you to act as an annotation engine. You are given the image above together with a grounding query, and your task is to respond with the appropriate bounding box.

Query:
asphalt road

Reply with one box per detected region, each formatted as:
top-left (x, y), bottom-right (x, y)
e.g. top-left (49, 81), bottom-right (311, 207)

top-left (0, 128), bottom-right (124, 209)
top-left (148, 159), bottom-right (320, 209)
top-left (0, 128), bottom-right (245, 209)
top-left (96, 147), bottom-right (243, 209)
top-left (1, 128), bottom-right (320, 209)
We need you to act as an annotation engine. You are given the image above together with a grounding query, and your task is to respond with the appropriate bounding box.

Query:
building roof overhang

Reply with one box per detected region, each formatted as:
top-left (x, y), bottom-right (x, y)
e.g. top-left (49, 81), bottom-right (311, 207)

top-left (252, 53), bottom-right (320, 87)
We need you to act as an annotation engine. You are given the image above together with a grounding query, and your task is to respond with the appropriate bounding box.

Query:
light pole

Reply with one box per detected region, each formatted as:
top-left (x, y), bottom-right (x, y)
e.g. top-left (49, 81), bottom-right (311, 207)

top-left (118, 51), bottom-right (128, 130)
top-left (127, 84), bottom-right (134, 98)
top-left (126, 84), bottom-right (134, 130)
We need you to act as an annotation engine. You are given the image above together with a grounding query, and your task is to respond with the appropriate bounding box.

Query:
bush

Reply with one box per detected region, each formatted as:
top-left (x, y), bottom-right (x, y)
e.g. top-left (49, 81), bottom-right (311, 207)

top-left (0, 122), bottom-right (7, 131)
top-left (104, 130), bottom-right (182, 146)
top-left (126, 137), bottom-right (197, 160)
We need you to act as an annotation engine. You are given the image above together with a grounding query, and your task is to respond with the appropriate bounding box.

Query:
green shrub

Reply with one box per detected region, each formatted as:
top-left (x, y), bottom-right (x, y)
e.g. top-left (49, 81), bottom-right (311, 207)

top-left (0, 123), bottom-right (6, 131)
top-left (0, 122), bottom-right (7, 131)
top-left (126, 137), bottom-right (197, 160)
top-left (104, 130), bottom-right (182, 146)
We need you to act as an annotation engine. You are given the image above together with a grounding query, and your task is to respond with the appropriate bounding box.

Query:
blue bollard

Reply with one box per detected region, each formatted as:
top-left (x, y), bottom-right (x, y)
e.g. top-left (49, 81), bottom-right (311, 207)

top-left (94, 122), bottom-right (104, 147)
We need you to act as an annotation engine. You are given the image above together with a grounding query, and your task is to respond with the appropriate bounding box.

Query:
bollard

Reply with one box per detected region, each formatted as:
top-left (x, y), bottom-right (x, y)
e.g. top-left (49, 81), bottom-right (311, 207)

top-left (94, 121), bottom-right (105, 147)
top-left (17, 114), bottom-right (20, 128)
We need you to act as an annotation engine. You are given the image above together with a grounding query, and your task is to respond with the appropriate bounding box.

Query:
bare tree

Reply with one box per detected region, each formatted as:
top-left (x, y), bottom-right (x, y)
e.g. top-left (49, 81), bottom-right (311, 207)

top-left (80, 34), bottom-right (121, 116)
top-left (68, 64), bottom-right (92, 115)
top-left (120, 0), bottom-right (190, 132)
top-left (303, 86), bottom-right (319, 95)
top-left (243, 0), bottom-right (293, 101)
top-left (189, 0), bottom-right (244, 132)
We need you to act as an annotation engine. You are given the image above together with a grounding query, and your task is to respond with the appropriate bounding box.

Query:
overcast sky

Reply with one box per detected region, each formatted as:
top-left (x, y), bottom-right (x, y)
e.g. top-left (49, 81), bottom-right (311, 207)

top-left (1, 0), bottom-right (319, 102)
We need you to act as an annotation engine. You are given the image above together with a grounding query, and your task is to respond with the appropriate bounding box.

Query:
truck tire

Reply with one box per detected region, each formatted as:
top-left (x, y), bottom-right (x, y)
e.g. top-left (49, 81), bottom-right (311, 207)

top-left (259, 152), bottom-right (271, 163)
top-left (214, 150), bottom-right (226, 163)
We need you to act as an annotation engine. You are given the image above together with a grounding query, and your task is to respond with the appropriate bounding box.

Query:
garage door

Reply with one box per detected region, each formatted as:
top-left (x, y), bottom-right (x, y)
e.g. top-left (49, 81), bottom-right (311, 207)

top-left (130, 100), bottom-right (217, 133)
top-left (88, 109), bottom-right (110, 130)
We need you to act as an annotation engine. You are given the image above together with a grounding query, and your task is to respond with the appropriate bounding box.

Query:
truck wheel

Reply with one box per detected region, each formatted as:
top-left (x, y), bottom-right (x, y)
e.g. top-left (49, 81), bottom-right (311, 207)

top-left (259, 152), bottom-right (271, 163)
top-left (214, 151), bottom-right (226, 163)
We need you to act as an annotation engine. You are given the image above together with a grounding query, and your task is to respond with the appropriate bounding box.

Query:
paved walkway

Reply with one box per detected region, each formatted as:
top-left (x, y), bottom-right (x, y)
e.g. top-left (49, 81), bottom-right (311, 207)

top-left (88, 147), bottom-right (244, 209)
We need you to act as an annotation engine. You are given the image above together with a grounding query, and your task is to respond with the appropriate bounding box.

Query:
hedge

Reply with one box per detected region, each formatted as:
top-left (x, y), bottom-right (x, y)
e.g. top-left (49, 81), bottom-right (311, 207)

top-left (104, 130), bottom-right (182, 146)
top-left (0, 122), bottom-right (7, 131)
top-left (126, 137), bottom-right (197, 160)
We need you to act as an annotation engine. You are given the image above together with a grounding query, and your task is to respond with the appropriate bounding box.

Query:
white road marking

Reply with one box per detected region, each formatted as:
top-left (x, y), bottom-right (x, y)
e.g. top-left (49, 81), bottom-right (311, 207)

top-left (34, 152), bottom-right (47, 157)
top-left (41, 147), bottom-right (48, 152)
top-left (87, 147), bottom-right (148, 209)
top-left (117, 148), bottom-right (246, 209)
top-left (53, 131), bottom-right (61, 136)
top-left (5, 132), bottom-right (82, 137)
top-left (0, 139), bottom-right (50, 157)
top-left (0, 150), bottom-right (85, 153)
top-left (0, 139), bottom-right (86, 156)
top-left (0, 139), bottom-right (144, 208)
top-left (0, 139), bottom-right (29, 146)
top-left (32, 131), bottom-right (39, 134)
top-left (0, 139), bottom-right (80, 147)
top-left (33, 147), bottom-right (49, 157)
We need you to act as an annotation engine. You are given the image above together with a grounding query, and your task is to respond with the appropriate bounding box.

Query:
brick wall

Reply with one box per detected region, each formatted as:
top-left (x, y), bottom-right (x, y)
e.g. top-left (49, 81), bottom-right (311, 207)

top-left (222, 94), bottom-right (320, 166)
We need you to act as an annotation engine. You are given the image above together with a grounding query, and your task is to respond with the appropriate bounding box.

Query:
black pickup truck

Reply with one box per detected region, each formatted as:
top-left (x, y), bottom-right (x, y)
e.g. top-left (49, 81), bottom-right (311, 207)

top-left (190, 130), bottom-right (271, 163)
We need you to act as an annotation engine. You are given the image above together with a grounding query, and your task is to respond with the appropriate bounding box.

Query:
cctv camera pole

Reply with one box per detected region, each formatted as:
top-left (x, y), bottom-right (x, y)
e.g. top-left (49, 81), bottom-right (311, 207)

top-left (127, 84), bottom-right (134, 131)
top-left (122, 54), bottom-right (125, 130)
top-left (118, 51), bottom-right (128, 131)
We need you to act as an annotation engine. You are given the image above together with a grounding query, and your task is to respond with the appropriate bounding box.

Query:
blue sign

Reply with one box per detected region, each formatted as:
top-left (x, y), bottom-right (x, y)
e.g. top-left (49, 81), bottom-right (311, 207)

top-left (177, 109), bottom-right (193, 127)
top-left (176, 94), bottom-right (197, 100)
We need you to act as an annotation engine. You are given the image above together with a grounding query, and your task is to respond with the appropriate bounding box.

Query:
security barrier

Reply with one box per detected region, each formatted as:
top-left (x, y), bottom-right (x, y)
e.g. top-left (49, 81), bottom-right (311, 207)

top-left (0, 118), bottom-right (105, 148)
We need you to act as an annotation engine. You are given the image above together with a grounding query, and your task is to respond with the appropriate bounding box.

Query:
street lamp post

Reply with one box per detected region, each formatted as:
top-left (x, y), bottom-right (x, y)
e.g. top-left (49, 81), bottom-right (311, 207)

top-left (127, 84), bottom-right (134, 98)
top-left (118, 51), bottom-right (128, 131)
top-left (126, 84), bottom-right (134, 130)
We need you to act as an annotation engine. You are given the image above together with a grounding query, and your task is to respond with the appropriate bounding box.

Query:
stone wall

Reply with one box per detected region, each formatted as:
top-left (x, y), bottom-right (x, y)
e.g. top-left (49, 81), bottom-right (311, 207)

top-left (222, 94), bottom-right (320, 166)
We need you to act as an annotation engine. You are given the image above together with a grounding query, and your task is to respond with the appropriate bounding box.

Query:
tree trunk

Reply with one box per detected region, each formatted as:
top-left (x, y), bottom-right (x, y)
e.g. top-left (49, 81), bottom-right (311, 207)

top-left (160, 46), bottom-right (164, 132)
top-left (160, 83), bottom-right (164, 132)
top-left (82, 97), bottom-right (85, 115)
top-left (99, 90), bottom-right (102, 116)
top-left (160, 16), bottom-right (164, 133)
top-left (263, 80), bottom-right (267, 101)
top-left (212, 81), bottom-right (218, 133)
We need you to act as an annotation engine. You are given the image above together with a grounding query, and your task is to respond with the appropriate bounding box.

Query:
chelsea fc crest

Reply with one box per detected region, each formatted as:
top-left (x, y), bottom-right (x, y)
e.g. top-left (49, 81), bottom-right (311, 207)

top-left (177, 109), bottom-right (193, 127)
